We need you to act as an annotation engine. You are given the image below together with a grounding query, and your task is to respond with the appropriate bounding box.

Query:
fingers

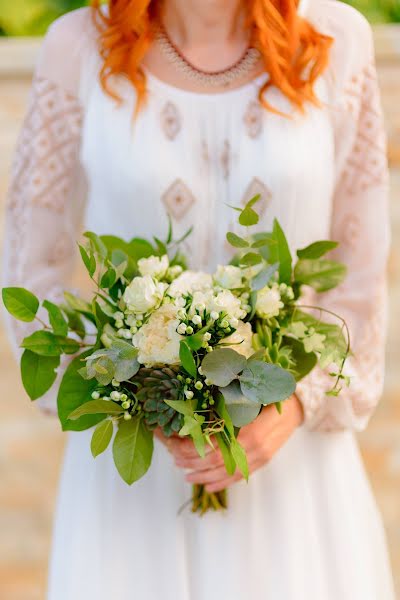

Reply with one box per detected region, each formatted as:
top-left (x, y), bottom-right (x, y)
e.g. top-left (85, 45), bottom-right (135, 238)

top-left (185, 463), bottom-right (229, 485)
top-left (204, 457), bottom-right (266, 493)
top-left (175, 447), bottom-right (225, 471)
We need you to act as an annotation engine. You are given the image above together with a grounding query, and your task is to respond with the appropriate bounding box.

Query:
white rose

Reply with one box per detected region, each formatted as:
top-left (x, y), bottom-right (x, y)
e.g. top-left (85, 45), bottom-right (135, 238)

top-left (222, 321), bottom-right (254, 358)
top-left (256, 285), bottom-right (284, 319)
top-left (132, 304), bottom-right (182, 366)
top-left (210, 289), bottom-right (244, 320)
top-left (168, 271), bottom-right (213, 297)
top-left (214, 265), bottom-right (243, 290)
top-left (138, 255), bottom-right (169, 279)
top-left (123, 275), bottom-right (166, 314)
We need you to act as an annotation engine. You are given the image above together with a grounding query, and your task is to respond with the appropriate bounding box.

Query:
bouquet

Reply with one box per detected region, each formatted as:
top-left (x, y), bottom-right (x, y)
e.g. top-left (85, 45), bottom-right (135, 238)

top-left (2, 196), bottom-right (350, 514)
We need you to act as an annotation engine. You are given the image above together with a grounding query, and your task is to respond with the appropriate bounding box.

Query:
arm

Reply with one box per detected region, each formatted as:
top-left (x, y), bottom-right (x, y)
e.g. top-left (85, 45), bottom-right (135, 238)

top-left (2, 15), bottom-right (89, 413)
top-left (295, 25), bottom-right (390, 432)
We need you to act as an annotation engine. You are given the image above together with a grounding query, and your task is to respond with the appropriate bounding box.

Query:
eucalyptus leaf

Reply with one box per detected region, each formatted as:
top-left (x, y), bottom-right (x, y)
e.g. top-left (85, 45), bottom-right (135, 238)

top-left (239, 360), bottom-right (296, 405)
top-left (239, 252), bottom-right (263, 266)
top-left (220, 380), bottom-right (262, 427)
top-left (226, 232), bottom-right (249, 248)
top-left (2, 287), bottom-right (39, 322)
top-left (251, 262), bottom-right (278, 292)
top-left (20, 350), bottom-right (59, 401)
top-left (201, 348), bottom-right (246, 387)
top-left (281, 337), bottom-right (317, 381)
top-left (113, 417), bottom-right (154, 485)
top-left (91, 419), bottom-right (114, 458)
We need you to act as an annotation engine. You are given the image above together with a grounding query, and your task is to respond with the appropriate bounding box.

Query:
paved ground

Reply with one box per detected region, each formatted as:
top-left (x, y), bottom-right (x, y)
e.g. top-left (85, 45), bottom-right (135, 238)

top-left (0, 55), bottom-right (399, 599)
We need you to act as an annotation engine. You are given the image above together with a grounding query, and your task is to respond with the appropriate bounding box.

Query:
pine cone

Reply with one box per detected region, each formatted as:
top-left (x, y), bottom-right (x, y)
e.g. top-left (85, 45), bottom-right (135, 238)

top-left (135, 366), bottom-right (184, 437)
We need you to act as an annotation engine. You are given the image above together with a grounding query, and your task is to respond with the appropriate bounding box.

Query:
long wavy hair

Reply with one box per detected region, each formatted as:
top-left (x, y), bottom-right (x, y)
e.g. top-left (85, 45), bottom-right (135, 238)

top-left (91, 0), bottom-right (332, 114)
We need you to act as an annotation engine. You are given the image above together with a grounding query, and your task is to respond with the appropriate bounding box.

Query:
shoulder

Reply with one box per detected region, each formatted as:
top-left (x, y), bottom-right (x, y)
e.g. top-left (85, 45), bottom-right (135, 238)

top-left (307, 0), bottom-right (376, 96)
top-left (36, 8), bottom-right (99, 96)
top-left (43, 7), bottom-right (96, 52)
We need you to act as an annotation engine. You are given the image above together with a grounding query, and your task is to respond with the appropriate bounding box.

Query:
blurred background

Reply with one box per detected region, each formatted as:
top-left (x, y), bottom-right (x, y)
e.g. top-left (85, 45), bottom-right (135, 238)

top-left (0, 1), bottom-right (399, 599)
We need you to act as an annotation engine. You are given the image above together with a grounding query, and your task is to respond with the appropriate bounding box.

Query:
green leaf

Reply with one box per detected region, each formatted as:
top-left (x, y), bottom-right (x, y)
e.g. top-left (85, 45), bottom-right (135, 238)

top-left (239, 252), bottom-right (263, 266)
top-left (84, 232), bottom-right (108, 258)
top-left (43, 300), bottom-right (68, 336)
top-left (239, 360), bottom-right (296, 405)
top-left (113, 417), bottom-right (154, 485)
top-left (230, 439), bottom-right (249, 481)
top-left (91, 420), bottom-right (114, 458)
top-left (179, 340), bottom-right (197, 378)
top-left (294, 259), bottom-right (347, 292)
top-left (282, 337), bottom-right (317, 381)
top-left (215, 433), bottom-right (236, 476)
top-left (68, 399), bottom-right (124, 420)
top-left (179, 415), bottom-right (205, 458)
top-left (58, 350), bottom-right (104, 432)
top-left (128, 238), bottom-right (155, 261)
top-left (79, 244), bottom-right (96, 277)
top-left (291, 310), bottom-right (348, 357)
top-left (272, 219), bottom-right (292, 284)
top-left (2, 287), bottom-right (39, 322)
top-left (251, 263), bottom-right (278, 292)
top-left (201, 348), bottom-right (247, 387)
top-left (297, 241), bottom-right (338, 260)
top-left (220, 380), bottom-right (262, 427)
top-left (214, 393), bottom-right (234, 437)
top-left (21, 331), bottom-right (80, 356)
top-left (64, 292), bottom-right (96, 324)
top-left (164, 399), bottom-right (195, 417)
top-left (100, 267), bottom-right (117, 289)
top-left (20, 350), bottom-right (59, 401)
top-left (63, 309), bottom-right (86, 340)
top-left (239, 195), bottom-right (261, 227)
top-left (226, 232), bottom-right (249, 248)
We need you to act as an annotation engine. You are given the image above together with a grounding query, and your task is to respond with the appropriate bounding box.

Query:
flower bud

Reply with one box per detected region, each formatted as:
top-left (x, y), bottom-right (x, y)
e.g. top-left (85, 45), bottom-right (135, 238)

top-left (194, 381), bottom-right (203, 390)
top-left (91, 391), bottom-right (100, 400)
top-left (185, 390), bottom-right (194, 400)
top-left (123, 412), bottom-right (132, 420)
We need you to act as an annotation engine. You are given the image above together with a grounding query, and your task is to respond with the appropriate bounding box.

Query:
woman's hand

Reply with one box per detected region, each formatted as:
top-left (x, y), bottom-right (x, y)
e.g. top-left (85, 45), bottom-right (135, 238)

top-left (156, 394), bottom-right (304, 493)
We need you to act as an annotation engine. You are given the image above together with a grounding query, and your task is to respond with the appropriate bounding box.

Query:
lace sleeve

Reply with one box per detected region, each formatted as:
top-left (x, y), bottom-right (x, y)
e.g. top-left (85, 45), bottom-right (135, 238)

top-left (2, 14), bottom-right (90, 413)
top-left (296, 23), bottom-right (390, 432)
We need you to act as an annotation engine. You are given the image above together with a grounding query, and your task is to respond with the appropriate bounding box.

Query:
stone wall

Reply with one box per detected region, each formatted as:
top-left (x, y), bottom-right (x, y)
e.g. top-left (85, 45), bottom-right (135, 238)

top-left (0, 29), bottom-right (399, 599)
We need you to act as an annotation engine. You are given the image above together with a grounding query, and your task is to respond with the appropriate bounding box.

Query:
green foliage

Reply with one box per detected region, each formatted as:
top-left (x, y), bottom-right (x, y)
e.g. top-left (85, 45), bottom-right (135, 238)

top-left (344, 0), bottom-right (400, 23)
top-left (201, 348), bottom-right (247, 387)
top-left (112, 417), bottom-right (154, 485)
top-left (57, 350), bottom-right (103, 431)
top-left (2, 287), bottom-right (39, 322)
top-left (91, 419), bottom-right (113, 458)
top-left (21, 350), bottom-right (59, 400)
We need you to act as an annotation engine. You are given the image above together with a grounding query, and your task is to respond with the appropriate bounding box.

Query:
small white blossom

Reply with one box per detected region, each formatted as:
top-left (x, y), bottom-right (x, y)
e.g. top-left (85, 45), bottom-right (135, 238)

top-left (203, 332), bottom-right (211, 341)
top-left (192, 314), bottom-right (202, 325)
top-left (110, 391), bottom-right (121, 400)
top-left (186, 325), bottom-right (194, 335)
top-left (132, 304), bottom-right (183, 366)
top-left (177, 323), bottom-right (187, 334)
top-left (185, 390), bottom-right (194, 400)
top-left (91, 391), bottom-right (100, 400)
top-left (168, 271), bottom-right (213, 297)
top-left (111, 379), bottom-right (120, 387)
top-left (124, 412), bottom-right (132, 420)
top-left (138, 255), bottom-right (169, 279)
top-left (210, 311), bottom-right (219, 321)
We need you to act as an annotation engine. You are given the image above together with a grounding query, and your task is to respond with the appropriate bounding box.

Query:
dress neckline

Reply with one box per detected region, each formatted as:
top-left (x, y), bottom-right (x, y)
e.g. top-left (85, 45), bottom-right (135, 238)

top-left (143, 67), bottom-right (269, 100)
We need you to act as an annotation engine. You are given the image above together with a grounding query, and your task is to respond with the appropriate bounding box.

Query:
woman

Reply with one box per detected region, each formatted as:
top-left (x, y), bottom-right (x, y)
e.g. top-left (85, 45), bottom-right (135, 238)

top-left (3, 0), bottom-right (395, 598)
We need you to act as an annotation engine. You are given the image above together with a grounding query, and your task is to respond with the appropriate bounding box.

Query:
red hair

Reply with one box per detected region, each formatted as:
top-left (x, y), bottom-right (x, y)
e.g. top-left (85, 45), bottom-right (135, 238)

top-left (91, 0), bottom-right (332, 114)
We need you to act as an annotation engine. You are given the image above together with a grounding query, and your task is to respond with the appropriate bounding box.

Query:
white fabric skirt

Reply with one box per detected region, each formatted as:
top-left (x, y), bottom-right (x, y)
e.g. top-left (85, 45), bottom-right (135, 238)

top-left (47, 427), bottom-right (395, 600)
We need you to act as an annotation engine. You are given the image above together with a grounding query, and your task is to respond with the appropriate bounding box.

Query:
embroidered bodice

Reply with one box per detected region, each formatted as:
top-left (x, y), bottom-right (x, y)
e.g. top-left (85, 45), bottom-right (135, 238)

top-left (2, 0), bottom-right (390, 430)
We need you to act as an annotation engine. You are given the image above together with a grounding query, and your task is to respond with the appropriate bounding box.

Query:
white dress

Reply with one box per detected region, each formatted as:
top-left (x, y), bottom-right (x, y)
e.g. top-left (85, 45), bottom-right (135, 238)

top-left (2, 1), bottom-right (396, 598)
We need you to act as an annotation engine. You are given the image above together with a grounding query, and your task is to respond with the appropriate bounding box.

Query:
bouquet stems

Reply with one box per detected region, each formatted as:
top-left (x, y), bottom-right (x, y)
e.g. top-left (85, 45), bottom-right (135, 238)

top-left (191, 484), bottom-right (228, 515)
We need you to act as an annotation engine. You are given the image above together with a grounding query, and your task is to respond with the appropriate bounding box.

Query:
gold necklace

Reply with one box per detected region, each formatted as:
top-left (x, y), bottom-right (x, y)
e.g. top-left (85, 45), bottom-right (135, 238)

top-left (155, 23), bottom-right (261, 88)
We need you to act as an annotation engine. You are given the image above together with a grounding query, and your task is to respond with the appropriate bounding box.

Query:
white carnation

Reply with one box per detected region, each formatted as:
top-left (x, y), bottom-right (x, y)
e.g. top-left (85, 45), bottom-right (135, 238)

top-left (214, 265), bottom-right (243, 290)
top-left (138, 255), bottom-right (169, 279)
top-left (210, 290), bottom-right (244, 320)
top-left (222, 321), bottom-right (254, 358)
top-left (168, 271), bottom-right (213, 298)
top-left (132, 304), bottom-right (182, 367)
top-left (123, 275), bottom-right (166, 314)
top-left (256, 284), bottom-right (284, 319)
